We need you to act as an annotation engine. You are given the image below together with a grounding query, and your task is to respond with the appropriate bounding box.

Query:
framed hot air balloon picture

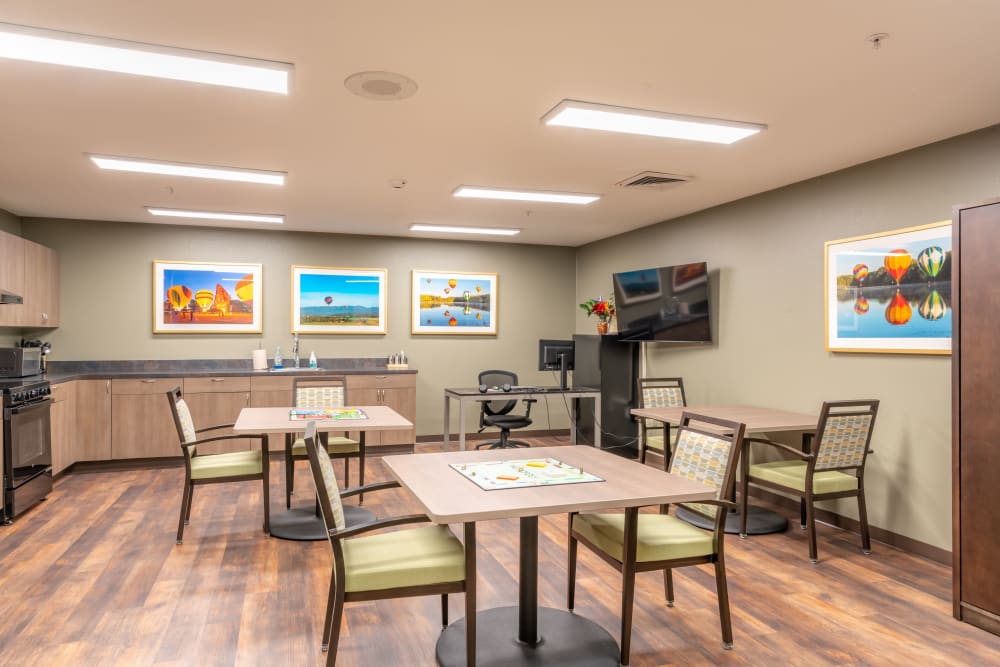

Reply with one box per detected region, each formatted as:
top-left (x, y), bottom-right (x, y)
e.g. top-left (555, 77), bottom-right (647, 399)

top-left (824, 220), bottom-right (951, 354)
top-left (153, 261), bottom-right (263, 333)
top-left (411, 270), bottom-right (498, 335)
top-left (291, 266), bottom-right (388, 334)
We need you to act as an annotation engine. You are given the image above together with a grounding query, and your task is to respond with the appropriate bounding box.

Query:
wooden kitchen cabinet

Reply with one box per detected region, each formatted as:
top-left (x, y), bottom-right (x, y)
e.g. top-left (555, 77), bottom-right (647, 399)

top-left (50, 382), bottom-right (77, 475)
top-left (76, 380), bottom-right (112, 461)
top-left (111, 378), bottom-right (178, 459)
top-left (345, 374), bottom-right (416, 447)
top-left (19, 239), bottom-right (59, 328)
top-left (183, 376), bottom-right (251, 455)
top-left (0, 231), bottom-right (24, 326)
top-left (250, 375), bottom-right (293, 452)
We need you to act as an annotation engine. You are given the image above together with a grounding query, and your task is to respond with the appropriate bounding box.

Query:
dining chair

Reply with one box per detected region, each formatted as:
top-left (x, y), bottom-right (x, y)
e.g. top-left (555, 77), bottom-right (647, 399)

top-left (285, 377), bottom-right (362, 508)
top-left (739, 399), bottom-right (879, 563)
top-left (635, 377), bottom-right (687, 469)
top-left (301, 422), bottom-right (477, 666)
top-left (567, 412), bottom-right (746, 665)
top-left (166, 386), bottom-right (269, 544)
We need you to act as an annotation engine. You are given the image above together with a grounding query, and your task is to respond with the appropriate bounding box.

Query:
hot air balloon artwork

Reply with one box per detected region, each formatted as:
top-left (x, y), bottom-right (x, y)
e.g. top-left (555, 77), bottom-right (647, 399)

top-left (825, 221), bottom-right (951, 353)
top-left (291, 266), bottom-right (387, 334)
top-left (917, 246), bottom-right (945, 281)
top-left (412, 270), bottom-right (497, 334)
top-left (154, 261), bottom-right (262, 333)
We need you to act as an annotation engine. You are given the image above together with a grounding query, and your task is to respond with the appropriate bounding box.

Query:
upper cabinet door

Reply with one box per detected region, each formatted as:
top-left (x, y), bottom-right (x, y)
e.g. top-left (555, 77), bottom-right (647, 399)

top-left (0, 231), bottom-right (25, 326)
top-left (20, 240), bottom-right (59, 328)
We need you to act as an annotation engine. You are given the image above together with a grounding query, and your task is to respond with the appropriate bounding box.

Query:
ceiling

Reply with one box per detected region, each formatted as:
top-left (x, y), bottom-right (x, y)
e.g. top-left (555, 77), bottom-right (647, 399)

top-left (1, 1), bottom-right (999, 247)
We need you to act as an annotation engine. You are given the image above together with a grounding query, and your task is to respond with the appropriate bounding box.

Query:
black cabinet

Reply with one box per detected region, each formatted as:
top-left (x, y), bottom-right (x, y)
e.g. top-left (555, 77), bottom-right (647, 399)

top-left (572, 334), bottom-right (639, 452)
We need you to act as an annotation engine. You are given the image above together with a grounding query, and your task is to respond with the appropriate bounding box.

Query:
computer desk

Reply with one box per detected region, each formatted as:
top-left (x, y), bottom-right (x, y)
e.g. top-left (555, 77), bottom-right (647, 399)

top-left (443, 385), bottom-right (602, 450)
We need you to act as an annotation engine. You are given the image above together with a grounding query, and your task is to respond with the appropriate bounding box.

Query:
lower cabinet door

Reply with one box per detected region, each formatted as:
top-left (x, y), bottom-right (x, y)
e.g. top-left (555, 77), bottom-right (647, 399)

top-left (111, 379), bottom-right (180, 459)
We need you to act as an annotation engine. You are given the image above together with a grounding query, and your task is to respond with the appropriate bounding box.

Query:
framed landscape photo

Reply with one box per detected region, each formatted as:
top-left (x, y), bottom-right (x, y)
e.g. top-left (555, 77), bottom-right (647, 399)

top-left (153, 260), bottom-right (262, 333)
top-left (411, 270), bottom-right (497, 335)
top-left (824, 220), bottom-right (951, 354)
top-left (291, 266), bottom-right (387, 334)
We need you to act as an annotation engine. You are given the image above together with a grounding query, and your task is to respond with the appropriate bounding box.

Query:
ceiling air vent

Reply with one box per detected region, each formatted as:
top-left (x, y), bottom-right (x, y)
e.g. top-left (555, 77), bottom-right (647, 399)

top-left (616, 171), bottom-right (691, 190)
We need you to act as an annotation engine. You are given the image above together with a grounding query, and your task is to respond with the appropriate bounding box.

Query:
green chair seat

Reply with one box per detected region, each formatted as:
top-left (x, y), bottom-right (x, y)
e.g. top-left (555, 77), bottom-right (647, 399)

top-left (342, 524), bottom-right (466, 592)
top-left (749, 460), bottom-right (859, 495)
top-left (573, 512), bottom-right (714, 563)
top-left (291, 436), bottom-right (359, 456)
top-left (643, 429), bottom-right (680, 454)
top-left (190, 449), bottom-right (263, 480)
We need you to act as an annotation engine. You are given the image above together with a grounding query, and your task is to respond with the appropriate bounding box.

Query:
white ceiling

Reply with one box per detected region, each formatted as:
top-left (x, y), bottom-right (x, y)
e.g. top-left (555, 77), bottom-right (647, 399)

top-left (1, 1), bottom-right (999, 247)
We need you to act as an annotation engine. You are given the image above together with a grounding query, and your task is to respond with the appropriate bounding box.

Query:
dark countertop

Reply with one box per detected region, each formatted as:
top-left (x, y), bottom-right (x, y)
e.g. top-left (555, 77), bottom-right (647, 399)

top-left (43, 358), bottom-right (416, 384)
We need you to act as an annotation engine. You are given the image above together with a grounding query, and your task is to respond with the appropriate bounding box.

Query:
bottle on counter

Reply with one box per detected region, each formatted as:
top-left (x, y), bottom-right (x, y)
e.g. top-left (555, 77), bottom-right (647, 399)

top-left (309, 351), bottom-right (318, 369)
top-left (274, 346), bottom-right (283, 369)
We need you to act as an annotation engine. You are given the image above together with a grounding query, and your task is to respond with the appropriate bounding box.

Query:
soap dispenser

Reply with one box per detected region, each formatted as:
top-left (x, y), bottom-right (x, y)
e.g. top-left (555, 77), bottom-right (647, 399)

top-left (274, 345), bottom-right (283, 369)
top-left (309, 351), bottom-right (318, 369)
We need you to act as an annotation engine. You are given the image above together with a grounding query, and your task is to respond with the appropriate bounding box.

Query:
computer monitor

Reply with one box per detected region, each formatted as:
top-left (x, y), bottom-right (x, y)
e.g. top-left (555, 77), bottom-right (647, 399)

top-left (538, 339), bottom-right (574, 389)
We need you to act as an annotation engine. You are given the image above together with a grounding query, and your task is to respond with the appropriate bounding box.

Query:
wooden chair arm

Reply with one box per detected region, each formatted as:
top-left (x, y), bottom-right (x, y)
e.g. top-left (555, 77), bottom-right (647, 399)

top-left (691, 498), bottom-right (738, 511)
top-left (190, 433), bottom-right (265, 447)
top-left (332, 514), bottom-right (431, 540)
top-left (340, 480), bottom-right (401, 499)
top-left (745, 437), bottom-right (814, 460)
top-left (195, 423), bottom-right (235, 434)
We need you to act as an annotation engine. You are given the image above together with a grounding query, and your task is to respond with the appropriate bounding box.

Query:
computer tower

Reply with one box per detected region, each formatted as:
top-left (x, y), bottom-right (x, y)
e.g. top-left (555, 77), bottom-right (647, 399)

top-left (572, 334), bottom-right (638, 454)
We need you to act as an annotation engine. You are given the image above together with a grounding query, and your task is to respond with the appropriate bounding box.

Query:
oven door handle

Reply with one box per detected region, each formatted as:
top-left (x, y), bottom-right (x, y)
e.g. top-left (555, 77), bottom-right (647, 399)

top-left (8, 400), bottom-right (51, 415)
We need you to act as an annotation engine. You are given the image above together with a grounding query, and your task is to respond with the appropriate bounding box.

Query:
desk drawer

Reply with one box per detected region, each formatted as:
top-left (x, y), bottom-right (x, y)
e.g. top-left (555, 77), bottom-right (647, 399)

top-left (112, 378), bottom-right (177, 395)
top-left (184, 376), bottom-right (251, 393)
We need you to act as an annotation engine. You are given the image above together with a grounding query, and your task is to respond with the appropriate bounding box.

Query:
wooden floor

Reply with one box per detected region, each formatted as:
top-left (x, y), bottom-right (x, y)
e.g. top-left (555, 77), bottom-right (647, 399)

top-left (2, 437), bottom-right (998, 666)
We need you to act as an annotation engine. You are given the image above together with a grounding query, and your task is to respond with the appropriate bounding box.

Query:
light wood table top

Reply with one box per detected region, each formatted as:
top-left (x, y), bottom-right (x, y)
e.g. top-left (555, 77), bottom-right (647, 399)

top-left (631, 404), bottom-right (817, 433)
top-left (383, 445), bottom-right (715, 524)
top-left (233, 405), bottom-right (413, 434)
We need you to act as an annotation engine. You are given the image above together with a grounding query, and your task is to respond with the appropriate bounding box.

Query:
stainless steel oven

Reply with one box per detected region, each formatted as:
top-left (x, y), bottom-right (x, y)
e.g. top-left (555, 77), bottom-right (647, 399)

top-left (2, 378), bottom-right (52, 522)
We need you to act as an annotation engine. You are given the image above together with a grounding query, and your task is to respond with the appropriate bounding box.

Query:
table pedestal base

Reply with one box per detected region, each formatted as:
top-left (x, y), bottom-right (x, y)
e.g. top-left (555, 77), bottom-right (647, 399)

top-left (436, 606), bottom-right (619, 667)
top-left (675, 504), bottom-right (788, 535)
top-left (269, 504), bottom-right (375, 541)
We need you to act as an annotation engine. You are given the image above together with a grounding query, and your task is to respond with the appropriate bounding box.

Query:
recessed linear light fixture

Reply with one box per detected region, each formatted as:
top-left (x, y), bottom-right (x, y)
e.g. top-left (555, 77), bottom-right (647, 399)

top-left (410, 224), bottom-right (520, 236)
top-left (453, 186), bottom-right (599, 205)
top-left (542, 99), bottom-right (766, 145)
top-left (0, 22), bottom-right (291, 94)
top-left (147, 207), bottom-right (284, 224)
top-left (90, 155), bottom-right (286, 185)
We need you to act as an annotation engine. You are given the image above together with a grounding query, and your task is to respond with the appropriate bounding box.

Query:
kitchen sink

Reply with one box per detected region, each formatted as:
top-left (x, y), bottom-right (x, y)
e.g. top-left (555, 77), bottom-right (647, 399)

top-left (267, 367), bottom-right (325, 372)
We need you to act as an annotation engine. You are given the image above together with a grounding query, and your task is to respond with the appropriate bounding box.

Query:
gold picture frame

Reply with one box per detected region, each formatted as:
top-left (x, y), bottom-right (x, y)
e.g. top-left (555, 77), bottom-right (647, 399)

top-left (291, 265), bottom-right (388, 334)
top-left (153, 260), bottom-right (262, 334)
top-left (411, 270), bottom-right (497, 335)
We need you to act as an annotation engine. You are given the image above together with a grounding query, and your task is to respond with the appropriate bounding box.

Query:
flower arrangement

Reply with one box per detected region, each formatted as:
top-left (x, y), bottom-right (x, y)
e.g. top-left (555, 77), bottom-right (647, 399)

top-left (579, 296), bottom-right (616, 323)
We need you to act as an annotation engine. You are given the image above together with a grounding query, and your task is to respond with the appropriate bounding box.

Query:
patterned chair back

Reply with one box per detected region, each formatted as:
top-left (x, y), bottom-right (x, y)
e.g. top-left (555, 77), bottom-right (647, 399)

top-left (295, 383), bottom-right (347, 410)
top-left (302, 422), bottom-right (347, 533)
top-left (639, 377), bottom-right (686, 409)
top-left (813, 400), bottom-right (880, 471)
top-left (166, 387), bottom-right (198, 458)
top-left (668, 412), bottom-right (745, 522)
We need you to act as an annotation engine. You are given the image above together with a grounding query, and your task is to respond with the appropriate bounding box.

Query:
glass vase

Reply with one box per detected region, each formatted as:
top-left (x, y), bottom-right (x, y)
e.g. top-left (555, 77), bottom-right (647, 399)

top-left (597, 320), bottom-right (609, 335)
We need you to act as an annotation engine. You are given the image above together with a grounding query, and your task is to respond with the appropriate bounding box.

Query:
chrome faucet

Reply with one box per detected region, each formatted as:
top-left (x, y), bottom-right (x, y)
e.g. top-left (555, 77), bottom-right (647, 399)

top-left (292, 333), bottom-right (300, 368)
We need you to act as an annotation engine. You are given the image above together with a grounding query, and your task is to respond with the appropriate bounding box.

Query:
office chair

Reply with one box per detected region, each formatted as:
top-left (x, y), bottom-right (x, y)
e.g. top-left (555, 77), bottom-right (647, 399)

top-left (477, 369), bottom-right (536, 449)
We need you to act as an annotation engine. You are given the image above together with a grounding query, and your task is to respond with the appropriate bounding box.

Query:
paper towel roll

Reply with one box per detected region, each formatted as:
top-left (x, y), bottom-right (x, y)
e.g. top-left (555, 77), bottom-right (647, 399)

top-left (252, 349), bottom-right (268, 370)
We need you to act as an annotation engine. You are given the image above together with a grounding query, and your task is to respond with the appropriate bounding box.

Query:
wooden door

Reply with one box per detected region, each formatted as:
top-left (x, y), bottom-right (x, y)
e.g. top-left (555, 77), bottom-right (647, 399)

top-left (380, 385), bottom-right (416, 446)
top-left (50, 382), bottom-right (76, 475)
top-left (954, 198), bottom-right (1000, 627)
top-left (111, 379), bottom-right (179, 459)
top-left (345, 385), bottom-right (381, 445)
top-left (0, 231), bottom-right (24, 326)
top-left (250, 376), bottom-right (293, 452)
top-left (20, 240), bottom-right (58, 328)
top-left (183, 377), bottom-right (252, 455)
top-left (76, 380), bottom-right (112, 461)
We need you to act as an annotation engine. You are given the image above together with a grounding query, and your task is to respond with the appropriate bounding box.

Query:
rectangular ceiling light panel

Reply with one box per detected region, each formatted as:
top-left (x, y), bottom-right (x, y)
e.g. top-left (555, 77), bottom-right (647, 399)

top-left (91, 155), bottom-right (285, 185)
top-left (0, 22), bottom-right (291, 94)
top-left (147, 207), bottom-right (284, 224)
top-left (543, 100), bottom-right (765, 144)
top-left (410, 224), bottom-right (520, 236)
top-left (453, 186), bottom-right (599, 205)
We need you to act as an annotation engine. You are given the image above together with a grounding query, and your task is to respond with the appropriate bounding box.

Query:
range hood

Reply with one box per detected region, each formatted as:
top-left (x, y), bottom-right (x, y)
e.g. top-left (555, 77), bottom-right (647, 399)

top-left (0, 289), bottom-right (23, 304)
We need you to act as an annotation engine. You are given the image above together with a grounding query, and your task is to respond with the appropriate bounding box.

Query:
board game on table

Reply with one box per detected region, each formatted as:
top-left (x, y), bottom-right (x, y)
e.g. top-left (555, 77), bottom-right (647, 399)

top-left (449, 457), bottom-right (604, 491)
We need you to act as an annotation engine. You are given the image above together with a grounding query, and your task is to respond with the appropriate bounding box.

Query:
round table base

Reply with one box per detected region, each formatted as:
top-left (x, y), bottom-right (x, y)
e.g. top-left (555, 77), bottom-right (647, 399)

top-left (675, 504), bottom-right (788, 535)
top-left (436, 606), bottom-right (620, 667)
top-left (269, 504), bottom-right (375, 541)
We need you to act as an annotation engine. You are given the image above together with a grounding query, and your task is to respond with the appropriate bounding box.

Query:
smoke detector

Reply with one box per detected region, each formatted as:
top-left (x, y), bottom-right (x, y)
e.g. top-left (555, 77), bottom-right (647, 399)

top-left (616, 171), bottom-right (691, 190)
top-left (344, 71), bottom-right (418, 101)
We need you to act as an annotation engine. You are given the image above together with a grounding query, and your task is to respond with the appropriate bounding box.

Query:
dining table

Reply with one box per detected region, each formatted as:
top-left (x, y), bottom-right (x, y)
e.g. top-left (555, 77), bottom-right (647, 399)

top-left (383, 445), bottom-right (715, 666)
top-left (232, 404), bottom-right (413, 540)
top-left (630, 404), bottom-right (818, 534)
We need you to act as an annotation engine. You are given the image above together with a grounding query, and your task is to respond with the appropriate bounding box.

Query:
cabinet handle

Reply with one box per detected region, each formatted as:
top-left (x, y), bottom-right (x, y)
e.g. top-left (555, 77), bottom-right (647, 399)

top-left (142, 379), bottom-right (156, 384)
top-left (375, 375), bottom-right (387, 380)
top-left (41, 313), bottom-right (49, 322)
top-left (106, 380), bottom-right (110, 393)
top-left (211, 378), bottom-right (225, 382)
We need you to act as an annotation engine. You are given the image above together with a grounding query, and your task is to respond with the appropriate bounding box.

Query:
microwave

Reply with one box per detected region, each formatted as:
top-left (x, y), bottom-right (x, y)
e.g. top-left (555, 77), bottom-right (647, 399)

top-left (0, 348), bottom-right (42, 378)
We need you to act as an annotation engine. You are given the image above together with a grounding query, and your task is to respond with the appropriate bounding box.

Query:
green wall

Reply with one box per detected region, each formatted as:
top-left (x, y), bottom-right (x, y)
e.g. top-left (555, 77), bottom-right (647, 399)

top-left (21, 219), bottom-right (577, 436)
top-left (575, 124), bottom-right (1000, 551)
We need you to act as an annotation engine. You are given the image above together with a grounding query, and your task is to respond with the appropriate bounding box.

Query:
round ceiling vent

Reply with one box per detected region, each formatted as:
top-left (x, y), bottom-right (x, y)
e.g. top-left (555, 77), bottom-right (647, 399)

top-left (344, 71), bottom-right (418, 101)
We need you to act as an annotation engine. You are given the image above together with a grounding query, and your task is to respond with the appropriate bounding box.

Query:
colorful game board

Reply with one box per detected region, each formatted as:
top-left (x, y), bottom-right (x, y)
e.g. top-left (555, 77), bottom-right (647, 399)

top-left (450, 458), bottom-right (604, 491)
top-left (289, 407), bottom-right (367, 420)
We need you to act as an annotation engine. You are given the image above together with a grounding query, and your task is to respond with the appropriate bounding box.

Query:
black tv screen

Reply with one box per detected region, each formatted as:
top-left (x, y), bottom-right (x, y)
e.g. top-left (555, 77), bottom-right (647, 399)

top-left (612, 262), bottom-right (712, 342)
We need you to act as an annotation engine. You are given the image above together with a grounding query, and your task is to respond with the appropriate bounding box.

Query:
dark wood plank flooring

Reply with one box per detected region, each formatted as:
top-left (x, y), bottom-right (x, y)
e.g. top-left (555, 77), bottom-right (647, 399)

top-left (2, 437), bottom-right (998, 666)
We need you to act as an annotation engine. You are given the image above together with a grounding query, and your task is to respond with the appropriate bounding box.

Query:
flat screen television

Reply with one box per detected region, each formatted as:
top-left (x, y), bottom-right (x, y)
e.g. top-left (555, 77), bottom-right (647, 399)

top-left (612, 261), bottom-right (712, 342)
